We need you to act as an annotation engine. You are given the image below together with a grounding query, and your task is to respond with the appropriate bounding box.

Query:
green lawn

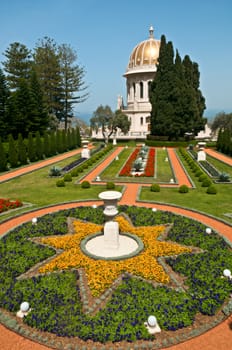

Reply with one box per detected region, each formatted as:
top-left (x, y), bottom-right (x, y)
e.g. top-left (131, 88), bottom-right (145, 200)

top-left (0, 147), bottom-right (232, 224)
top-left (140, 149), bottom-right (232, 223)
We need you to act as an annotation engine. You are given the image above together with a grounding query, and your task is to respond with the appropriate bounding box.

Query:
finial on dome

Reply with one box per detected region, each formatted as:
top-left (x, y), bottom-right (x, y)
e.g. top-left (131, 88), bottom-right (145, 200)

top-left (149, 25), bottom-right (154, 38)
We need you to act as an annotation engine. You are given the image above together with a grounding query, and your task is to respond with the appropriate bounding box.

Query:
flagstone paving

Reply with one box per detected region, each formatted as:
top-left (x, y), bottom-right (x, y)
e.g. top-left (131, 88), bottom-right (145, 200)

top-left (0, 147), bottom-right (231, 350)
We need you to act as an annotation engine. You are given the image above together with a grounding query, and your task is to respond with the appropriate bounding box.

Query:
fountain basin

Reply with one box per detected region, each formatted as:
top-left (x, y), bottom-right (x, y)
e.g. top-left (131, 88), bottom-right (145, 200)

top-left (81, 232), bottom-right (144, 260)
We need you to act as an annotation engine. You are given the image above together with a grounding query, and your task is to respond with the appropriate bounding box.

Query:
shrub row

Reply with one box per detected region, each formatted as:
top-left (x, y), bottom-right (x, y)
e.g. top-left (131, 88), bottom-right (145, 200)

top-left (179, 148), bottom-right (217, 194)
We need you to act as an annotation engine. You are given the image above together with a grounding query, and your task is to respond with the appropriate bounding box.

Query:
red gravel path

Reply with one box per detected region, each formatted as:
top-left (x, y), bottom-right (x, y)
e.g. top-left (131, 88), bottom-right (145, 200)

top-left (205, 148), bottom-right (232, 166)
top-left (0, 147), bottom-right (231, 350)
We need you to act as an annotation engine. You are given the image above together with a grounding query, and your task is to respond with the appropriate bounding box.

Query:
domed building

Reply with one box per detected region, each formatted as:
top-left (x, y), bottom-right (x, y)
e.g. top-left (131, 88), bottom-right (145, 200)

top-left (118, 26), bottom-right (160, 139)
top-left (91, 26), bottom-right (160, 141)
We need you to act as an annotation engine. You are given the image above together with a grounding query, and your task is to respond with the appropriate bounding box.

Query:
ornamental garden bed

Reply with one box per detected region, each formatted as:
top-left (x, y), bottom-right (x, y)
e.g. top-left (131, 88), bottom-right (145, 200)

top-left (0, 206), bottom-right (231, 349)
top-left (0, 198), bottom-right (23, 214)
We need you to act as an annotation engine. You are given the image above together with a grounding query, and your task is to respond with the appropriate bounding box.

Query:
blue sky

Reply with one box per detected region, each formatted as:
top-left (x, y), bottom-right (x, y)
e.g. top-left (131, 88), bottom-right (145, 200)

top-left (1, 0), bottom-right (232, 121)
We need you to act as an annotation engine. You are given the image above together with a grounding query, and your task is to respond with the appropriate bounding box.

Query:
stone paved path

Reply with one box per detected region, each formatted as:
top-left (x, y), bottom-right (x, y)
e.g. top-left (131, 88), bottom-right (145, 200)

top-left (205, 148), bottom-right (232, 166)
top-left (0, 147), bottom-right (231, 350)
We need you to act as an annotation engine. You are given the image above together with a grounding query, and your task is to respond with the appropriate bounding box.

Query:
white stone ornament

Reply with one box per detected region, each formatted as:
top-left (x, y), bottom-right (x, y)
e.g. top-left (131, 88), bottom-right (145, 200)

top-left (223, 269), bottom-right (232, 279)
top-left (206, 227), bottom-right (212, 234)
top-left (152, 208), bottom-right (157, 212)
top-left (144, 315), bottom-right (161, 334)
top-left (32, 217), bottom-right (37, 225)
top-left (16, 302), bottom-right (31, 318)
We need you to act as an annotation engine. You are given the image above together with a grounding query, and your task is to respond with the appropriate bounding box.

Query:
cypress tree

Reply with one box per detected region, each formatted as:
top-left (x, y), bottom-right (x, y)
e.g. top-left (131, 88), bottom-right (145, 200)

top-left (27, 132), bottom-right (36, 162)
top-left (67, 129), bottom-right (72, 150)
top-left (35, 131), bottom-right (43, 160)
top-left (43, 131), bottom-right (51, 157)
top-left (13, 79), bottom-right (32, 137)
top-left (50, 131), bottom-right (57, 155)
top-left (8, 134), bottom-right (18, 168)
top-left (0, 69), bottom-right (10, 139)
top-left (0, 137), bottom-right (8, 171)
top-left (56, 130), bottom-right (63, 153)
top-left (76, 126), bottom-right (81, 147)
top-left (61, 129), bottom-right (67, 152)
top-left (17, 133), bottom-right (28, 165)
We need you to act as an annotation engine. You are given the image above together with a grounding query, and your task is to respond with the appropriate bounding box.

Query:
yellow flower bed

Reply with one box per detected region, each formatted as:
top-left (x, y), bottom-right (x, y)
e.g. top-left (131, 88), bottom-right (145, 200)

top-left (39, 216), bottom-right (191, 296)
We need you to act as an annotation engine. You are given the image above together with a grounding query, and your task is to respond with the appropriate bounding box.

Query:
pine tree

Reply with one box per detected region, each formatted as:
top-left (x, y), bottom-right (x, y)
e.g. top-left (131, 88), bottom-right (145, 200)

top-left (8, 134), bottom-right (18, 168)
top-left (2, 42), bottom-right (32, 90)
top-left (58, 44), bottom-right (88, 130)
top-left (17, 133), bottom-right (28, 165)
top-left (33, 37), bottom-right (62, 121)
top-left (29, 69), bottom-right (49, 134)
top-left (0, 137), bottom-right (8, 171)
top-left (13, 79), bottom-right (32, 137)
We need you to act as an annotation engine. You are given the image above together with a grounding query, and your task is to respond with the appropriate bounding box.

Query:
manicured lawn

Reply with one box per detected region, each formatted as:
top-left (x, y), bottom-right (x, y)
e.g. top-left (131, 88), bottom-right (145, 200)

top-left (206, 155), bottom-right (232, 177)
top-left (140, 149), bottom-right (232, 223)
top-left (155, 148), bottom-right (174, 182)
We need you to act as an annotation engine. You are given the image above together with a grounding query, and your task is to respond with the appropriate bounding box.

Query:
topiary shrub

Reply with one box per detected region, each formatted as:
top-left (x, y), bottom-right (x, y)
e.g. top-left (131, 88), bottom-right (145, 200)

top-left (56, 178), bottom-right (65, 187)
top-left (196, 170), bottom-right (204, 177)
top-left (63, 173), bottom-right (72, 182)
top-left (206, 185), bottom-right (217, 194)
top-left (81, 180), bottom-right (91, 189)
top-left (150, 184), bottom-right (161, 192)
top-left (179, 185), bottom-right (189, 193)
top-left (199, 174), bottom-right (208, 182)
top-left (201, 179), bottom-right (212, 187)
top-left (106, 182), bottom-right (115, 190)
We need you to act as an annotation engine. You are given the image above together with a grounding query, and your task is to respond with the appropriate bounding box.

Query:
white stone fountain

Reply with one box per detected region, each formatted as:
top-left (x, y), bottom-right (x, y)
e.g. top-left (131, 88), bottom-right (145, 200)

top-left (83, 191), bottom-right (142, 259)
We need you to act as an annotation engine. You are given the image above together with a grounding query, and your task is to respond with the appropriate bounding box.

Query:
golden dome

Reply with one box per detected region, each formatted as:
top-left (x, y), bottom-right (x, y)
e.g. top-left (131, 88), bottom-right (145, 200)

top-left (127, 26), bottom-right (160, 72)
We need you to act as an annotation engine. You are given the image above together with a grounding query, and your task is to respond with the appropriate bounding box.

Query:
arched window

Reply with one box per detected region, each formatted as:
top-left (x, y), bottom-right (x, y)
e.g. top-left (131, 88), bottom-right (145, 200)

top-left (140, 82), bottom-right (144, 99)
top-left (140, 117), bottom-right (143, 125)
top-left (133, 82), bottom-right (136, 97)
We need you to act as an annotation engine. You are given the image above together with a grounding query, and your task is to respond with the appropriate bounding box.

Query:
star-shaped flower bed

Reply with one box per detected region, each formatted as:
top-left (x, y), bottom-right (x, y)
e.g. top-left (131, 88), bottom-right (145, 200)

top-left (38, 215), bottom-right (191, 297)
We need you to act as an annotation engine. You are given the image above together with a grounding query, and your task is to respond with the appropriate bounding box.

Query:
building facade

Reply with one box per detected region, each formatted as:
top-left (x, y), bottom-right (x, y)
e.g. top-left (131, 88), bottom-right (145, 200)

top-left (119, 26), bottom-right (160, 139)
top-left (92, 26), bottom-right (160, 141)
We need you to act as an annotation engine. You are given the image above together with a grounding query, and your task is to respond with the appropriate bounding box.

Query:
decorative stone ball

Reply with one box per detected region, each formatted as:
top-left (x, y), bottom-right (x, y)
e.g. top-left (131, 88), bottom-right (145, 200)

top-left (206, 227), bottom-right (212, 234)
top-left (223, 269), bottom-right (231, 278)
top-left (92, 204), bottom-right (97, 209)
top-left (20, 302), bottom-right (30, 312)
top-left (148, 315), bottom-right (157, 327)
top-left (32, 217), bottom-right (37, 224)
top-left (152, 208), bottom-right (157, 212)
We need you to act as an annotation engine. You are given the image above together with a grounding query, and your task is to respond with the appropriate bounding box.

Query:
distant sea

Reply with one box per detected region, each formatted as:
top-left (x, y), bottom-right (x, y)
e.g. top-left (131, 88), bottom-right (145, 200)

top-left (76, 108), bottom-right (232, 125)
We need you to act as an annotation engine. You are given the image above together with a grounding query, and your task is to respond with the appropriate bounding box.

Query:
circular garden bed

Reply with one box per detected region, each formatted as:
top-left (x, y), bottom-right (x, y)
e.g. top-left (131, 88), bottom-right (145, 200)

top-left (0, 205), bottom-right (231, 349)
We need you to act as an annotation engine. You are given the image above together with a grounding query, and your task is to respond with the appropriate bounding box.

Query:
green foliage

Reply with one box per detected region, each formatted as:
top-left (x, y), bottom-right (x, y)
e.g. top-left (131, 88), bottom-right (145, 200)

top-left (201, 179), bottom-right (212, 187)
top-left (0, 207), bottom-right (231, 342)
top-left (0, 137), bottom-right (8, 171)
top-left (63, 173), bottom-right (72, 182)
top-left (150, 36), bottom-right (206, 140)
top-left (27, 132), bottom-right (36, 162)
top-left (179, 185), bottom-right (189, 193)
top-left (106, 182), bottom-right (115, 190)
top-left (49, 166), bottom-right (62, 177)
top-left (199, 174), bottom-right (207, 182)
top-left (81, 180), bottom-right (90, 188)
top-left (91, 105), bottom-right (130, 144)
top-left (150, 183), bottom-right (161, 192)
top-left (8, 134), bottom-right (18, 167)
top-left (0, 68), bottom-right (10, 139)
top-left (218, 172), bottom-right (231, 182)
top-left (56, 178), bottom-right (65, 187)
top-left (17, 133), bottom-right (27, 165)
top-left (206, 186), bottom-right (217, 194)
